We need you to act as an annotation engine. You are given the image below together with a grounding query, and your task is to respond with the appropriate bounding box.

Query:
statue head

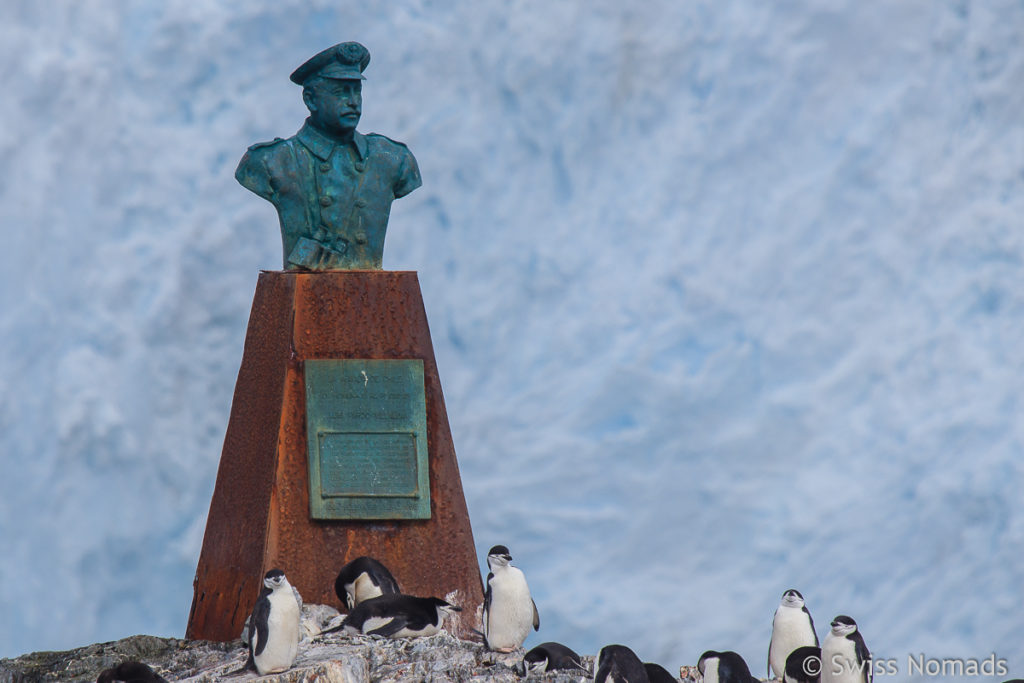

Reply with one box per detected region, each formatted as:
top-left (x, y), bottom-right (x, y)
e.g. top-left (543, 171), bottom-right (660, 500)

top-left (291, 42), bottom-right (370, 137)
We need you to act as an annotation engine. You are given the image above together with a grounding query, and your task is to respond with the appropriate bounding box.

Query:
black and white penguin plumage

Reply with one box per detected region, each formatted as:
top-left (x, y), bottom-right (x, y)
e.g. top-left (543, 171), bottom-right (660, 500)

top-left (594, 644), bottom-right (649, 683)
top-left (96, 662), bottom-right (169, 683)
top-left (698, 650), bottom-right (757, 683)
top-left (333, 593), bottom-right (461, 638)
top-left (784, 646), bottom-right (822, 683)
top-left (248, 568), bottom-right (301, 675)
top-left (517, 642), bottom-right (586, 676)
top-left (483, 544), bottom-right (539, 652)
top-left (644, 662), bottom-right (678, 683)
top-left (334, 556), bottom-right (401, 611)
top-left (769, 589), bottom-right (819, 678)
top-left (820, 616), bottom-right (871, 683)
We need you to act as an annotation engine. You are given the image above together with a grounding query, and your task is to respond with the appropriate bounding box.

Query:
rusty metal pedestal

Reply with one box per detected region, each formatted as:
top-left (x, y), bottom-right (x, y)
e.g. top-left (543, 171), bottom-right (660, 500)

top-left (186, 270), bottom-right (483, 641)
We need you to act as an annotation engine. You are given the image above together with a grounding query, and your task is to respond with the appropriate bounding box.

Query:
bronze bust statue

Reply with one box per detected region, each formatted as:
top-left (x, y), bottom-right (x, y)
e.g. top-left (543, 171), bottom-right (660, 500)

top-left (236, 42), bottom-right (421, 270)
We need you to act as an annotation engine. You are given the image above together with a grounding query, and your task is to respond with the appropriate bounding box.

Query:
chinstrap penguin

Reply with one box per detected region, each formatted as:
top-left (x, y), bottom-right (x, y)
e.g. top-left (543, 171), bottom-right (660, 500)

top-left (769, 589), bottom-right (819, 678)
top-left (784, 646), bottom-right (822, 683)
top-left (334, 556), bottom-right (400, 611)
top-left (594, 644), bottom-right (649, 683)
top-left (644, 662), bottom-right (678, 683)
top-left (517, 642), bottom-right (586, 676)
top-left (483, 544), bottom-right (539, 652)
top-left (95, 662), bottom-right (169, 683)
top-left (240, 584), bottom-right (302, 647)
top-left (820, 616), bottom-right (870, 683)
top-left (324, 593), bottom-right (461, 638)
top-left (698, 650), bottom-right (757, 683)
top-left (248, 568), bottom-right (301, 675)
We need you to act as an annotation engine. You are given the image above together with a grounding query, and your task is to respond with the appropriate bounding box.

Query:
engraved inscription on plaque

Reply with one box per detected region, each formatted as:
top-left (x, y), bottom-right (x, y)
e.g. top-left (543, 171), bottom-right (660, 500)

top-left (318, 433), bottom-right (417, 496)
top-left (304, 359), bottom-right (430, 519)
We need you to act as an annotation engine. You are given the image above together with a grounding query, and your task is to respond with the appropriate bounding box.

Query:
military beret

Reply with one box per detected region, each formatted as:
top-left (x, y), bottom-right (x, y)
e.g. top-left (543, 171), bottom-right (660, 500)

top-left (290, 41), bottom-right (370, 85)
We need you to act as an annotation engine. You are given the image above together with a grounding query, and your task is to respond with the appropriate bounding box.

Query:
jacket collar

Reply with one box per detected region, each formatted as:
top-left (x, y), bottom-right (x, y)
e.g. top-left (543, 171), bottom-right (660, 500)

top-left (296, 120), bottom-right (367, 161)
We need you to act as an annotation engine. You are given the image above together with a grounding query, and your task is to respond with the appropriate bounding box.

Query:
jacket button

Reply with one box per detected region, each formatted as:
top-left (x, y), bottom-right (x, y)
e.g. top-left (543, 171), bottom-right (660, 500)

top-left (319, 196), bottom-right (332, 207)
top-left (354, 199), bottom-right (367, 208)
top-left (319, 163), bottom-right (330, 172)
top-left (354, 161), bottom-right (365, 172)
top-left (355, 231), bottom-right (368, 244)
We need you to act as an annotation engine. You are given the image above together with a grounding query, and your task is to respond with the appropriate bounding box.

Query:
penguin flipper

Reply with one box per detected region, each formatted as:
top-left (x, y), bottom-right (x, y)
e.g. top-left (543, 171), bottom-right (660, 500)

top-left (803, 605), bottom-right (819, 647)
top-left (378, 571), bottom-right (401, 595)
top-left (483, 573), bottom-right (494, 613)
top-left (318, 619), bottom-right (347, 636)
top-left (856, 641), bottom-right (872, 683)
top-left (532, 599), bottom-right (540, 630)
top-left (251, 595), bottom-right (271, 657)
top-left (365, 616), bottom-right (410, 637)
top-left (482, 572), bottom-right (493, 639)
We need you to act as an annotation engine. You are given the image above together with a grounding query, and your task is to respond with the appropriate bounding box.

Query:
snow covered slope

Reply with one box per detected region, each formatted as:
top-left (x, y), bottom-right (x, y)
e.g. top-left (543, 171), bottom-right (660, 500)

top-left (2, 1), bottom-right (1022, 678)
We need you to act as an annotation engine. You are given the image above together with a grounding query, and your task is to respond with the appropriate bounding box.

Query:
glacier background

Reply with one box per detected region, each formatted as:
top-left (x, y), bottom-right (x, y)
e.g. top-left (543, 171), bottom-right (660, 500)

top-left (2, 0), bottom-right (1023, 678)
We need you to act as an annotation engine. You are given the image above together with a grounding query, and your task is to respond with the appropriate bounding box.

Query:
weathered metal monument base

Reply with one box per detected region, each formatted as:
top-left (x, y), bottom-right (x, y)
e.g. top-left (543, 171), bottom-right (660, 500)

top-left (186, 271), bottom-right (483, 641)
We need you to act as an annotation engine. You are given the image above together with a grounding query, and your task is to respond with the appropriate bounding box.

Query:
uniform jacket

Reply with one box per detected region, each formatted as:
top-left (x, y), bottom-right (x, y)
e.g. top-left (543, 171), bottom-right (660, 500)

top-left (236, 120), bottom-right (421, 269)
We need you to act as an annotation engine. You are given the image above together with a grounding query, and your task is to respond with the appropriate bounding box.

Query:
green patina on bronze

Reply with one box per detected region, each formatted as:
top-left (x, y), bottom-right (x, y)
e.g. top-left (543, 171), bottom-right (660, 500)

top-left (236, 41), bottom-right (421, 270)
top-left (304, 359), bottom-right (430, 520)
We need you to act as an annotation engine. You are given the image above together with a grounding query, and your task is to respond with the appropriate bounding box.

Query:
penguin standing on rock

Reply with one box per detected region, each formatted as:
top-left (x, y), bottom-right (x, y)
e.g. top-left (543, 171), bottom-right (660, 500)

top-left (594, 644), bottom-right (649, 683)
top-left (248, 568), bottom-right (301, 675)
top-left (698, 650), bottom-right (757, 683)
top-left (820, 616), bottom-right (870, 683)
top-left (769, 589), bottom-right (819, 678)
top-left (482, 545), bottom-right (539, 652)
top-left (324, 593), bottom-right (461, 637)
top-left (334, 556), bottom-right (400, 610)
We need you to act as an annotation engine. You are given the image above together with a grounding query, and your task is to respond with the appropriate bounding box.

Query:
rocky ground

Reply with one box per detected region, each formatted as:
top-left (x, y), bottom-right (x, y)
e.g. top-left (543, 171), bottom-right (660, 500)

top-left (0, 632), bottom-right (589, 683)
top-left (0, 605), bottom-right (703, 683)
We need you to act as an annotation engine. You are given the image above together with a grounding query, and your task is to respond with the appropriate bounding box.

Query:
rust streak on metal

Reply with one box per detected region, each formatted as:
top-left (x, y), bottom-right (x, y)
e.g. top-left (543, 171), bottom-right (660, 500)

top-left (187, 271), bottom-right (483, 641)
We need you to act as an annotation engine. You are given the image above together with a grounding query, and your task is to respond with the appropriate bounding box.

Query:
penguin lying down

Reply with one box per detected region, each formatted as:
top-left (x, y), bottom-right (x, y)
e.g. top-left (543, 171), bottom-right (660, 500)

top-left (321, 593), bottom-right (462, 638)
top-left (517, 642), bottom-right (587, 676)
top-left (95, 661), bottom-right (169, 683)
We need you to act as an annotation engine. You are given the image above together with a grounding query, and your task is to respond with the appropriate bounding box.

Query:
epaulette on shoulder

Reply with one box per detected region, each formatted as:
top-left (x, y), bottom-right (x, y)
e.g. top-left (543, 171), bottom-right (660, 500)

top-left (247, 137), bottom-right (286, 151)
top-left (366, 132), bottom-right (411, 149)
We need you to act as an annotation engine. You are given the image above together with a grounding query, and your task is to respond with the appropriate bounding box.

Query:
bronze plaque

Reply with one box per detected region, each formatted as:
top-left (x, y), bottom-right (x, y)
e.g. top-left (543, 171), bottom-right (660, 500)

top-left (304, 359), bottom-right (430, 519)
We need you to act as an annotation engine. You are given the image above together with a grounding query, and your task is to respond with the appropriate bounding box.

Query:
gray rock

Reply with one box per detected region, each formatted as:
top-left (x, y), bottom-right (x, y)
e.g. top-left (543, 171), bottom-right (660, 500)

top-left (0, 635), bottom-right (236, 683)
top-left (0, 605), bottom-right (597, 683)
